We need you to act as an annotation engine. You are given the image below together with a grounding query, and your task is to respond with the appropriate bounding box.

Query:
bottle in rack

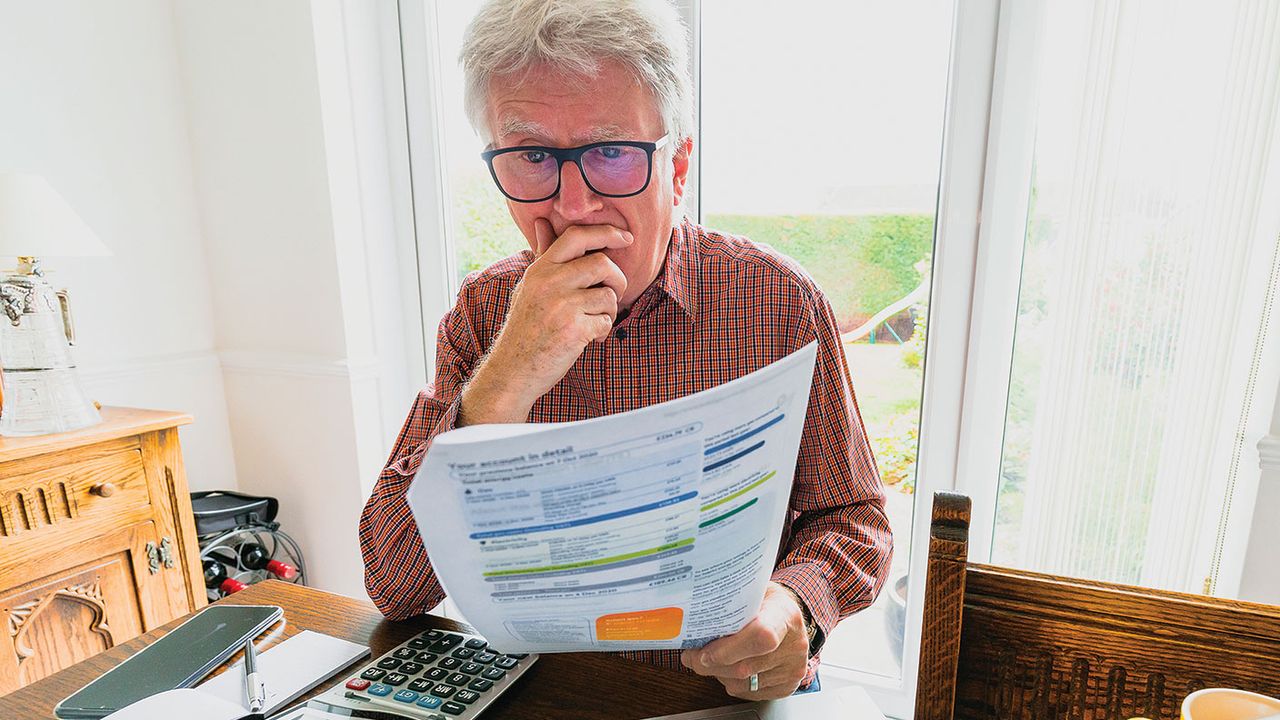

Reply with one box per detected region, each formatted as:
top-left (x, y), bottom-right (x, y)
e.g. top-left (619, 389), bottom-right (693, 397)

top-left (207, 543), bottom-right (299, 581)
top-left (201, 557), bottom-right (228, 589)
top-left (238, 541), bottom-right (299, 580)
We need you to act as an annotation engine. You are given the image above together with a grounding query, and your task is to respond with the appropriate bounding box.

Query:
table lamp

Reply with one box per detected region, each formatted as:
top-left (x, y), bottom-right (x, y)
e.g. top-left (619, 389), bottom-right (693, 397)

top-left (0, 173), bottom-right (111, 436)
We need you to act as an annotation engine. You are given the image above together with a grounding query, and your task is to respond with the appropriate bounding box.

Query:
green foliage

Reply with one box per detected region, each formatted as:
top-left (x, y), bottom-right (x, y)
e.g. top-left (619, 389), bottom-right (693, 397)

top-left (452, 173), bottom-right (528, 282)
top-left (869, 408), bottom-right (919, 494)
top-left (706, 213), bottom-right (934, 331)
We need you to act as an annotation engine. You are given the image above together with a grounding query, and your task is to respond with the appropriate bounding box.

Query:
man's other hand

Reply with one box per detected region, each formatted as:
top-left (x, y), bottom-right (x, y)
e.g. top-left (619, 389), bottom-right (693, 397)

top-left (680, 582), bottom-right (811, 700)
top-left (460, 219), bottom-right (631, 425)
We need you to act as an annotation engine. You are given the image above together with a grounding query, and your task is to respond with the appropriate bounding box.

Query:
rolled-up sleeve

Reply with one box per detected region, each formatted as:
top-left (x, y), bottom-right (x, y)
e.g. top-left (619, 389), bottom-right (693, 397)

top-left (771, 283), bottom-right (894, 651)
top-left (358, 290), bottom-right (480, 620)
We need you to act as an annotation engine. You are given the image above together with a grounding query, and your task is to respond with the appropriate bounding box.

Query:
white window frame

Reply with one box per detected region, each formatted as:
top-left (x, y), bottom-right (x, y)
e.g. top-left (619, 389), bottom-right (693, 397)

top-left (391, 0), bottom-right (1280, 716)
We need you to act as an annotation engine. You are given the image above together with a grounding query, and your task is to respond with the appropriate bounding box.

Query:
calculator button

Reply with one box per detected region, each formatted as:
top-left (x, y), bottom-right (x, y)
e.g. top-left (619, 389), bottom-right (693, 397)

top-left (400, 662), bottom-right (425, 675)
top-left (506, 653), bottom-right (529, 659)
top-left (468, 678), bottom-right (493, 692)
top-left (473, 652), bottom-right (497, 664)
top-left (393, 647), bottom-right (417, 659)
top-left (408, 677), bottom-right (434, 692)
top-left (480, 667), bottom-right (506, 681)
top-left (451, 647), bottom-right (475, 660)
top-left (464, 638), bottom-right (487, 650)
top-left (394, 690), bottom-right (420, 703)
top-left (424, 667), bottom-right (449, 681)
top-left (415, 651), bottom-right (439, 664)
top-left (416, 695), bottom-right (444, 710)
top-left (454, 690), bottom-right (481, 704)
top-left (421, 629), bottom-right (444, 640)
top-left (430, 683), bottom-right (457, 698)
top-left (460, 663), bottom-right (483, 675)
top-left (360, 668), bottom-right (387, 681)
top-left (441, 701), bottom-right (467, 715)
top-left (446, 672), bottom-right (470, 686)
top-left (367, 683), bottom-right (394, 697)
top-left (494, 656), bottom-right (519, 670)
top-left (383, 672), bottom-right (409, 686)
top-left (377, 657), bottom-right (403, 670)
top-left (345, 678), bottom-right (371, 691)
top-left (438, 657), bottom-right (462, 670)
top-left (408, 637), bottom-right (431, 649)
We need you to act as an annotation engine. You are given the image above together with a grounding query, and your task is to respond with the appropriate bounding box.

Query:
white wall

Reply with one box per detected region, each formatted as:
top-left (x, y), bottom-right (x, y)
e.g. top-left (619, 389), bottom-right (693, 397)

top-left (172, 0), bottom-right (420, 598)
top-left (1, 0), bottom-right (420, 600)
top-left (0, 0), bottom-right (238, 492)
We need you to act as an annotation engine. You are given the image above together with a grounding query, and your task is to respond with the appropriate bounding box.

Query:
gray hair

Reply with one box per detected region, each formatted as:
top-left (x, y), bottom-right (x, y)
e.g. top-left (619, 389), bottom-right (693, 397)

top-left (460, 0), bottom-right (694, 146)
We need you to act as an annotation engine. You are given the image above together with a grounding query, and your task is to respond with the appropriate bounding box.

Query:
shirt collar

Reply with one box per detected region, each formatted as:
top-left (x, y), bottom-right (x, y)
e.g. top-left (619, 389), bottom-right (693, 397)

top-left (655, 217), bottom-right (699, 320)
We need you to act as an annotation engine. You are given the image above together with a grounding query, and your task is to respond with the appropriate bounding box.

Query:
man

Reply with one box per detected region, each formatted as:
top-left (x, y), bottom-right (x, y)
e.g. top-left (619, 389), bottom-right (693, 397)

top-left (359, 0), bottom-right (892, 700)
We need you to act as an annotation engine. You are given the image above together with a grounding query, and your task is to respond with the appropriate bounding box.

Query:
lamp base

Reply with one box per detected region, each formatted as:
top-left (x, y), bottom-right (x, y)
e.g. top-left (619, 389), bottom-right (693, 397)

top-left (0, 367), bottom-right (101, 436)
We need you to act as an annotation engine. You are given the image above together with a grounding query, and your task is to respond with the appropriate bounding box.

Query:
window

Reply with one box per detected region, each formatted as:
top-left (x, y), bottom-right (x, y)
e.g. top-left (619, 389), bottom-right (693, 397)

top-left (397, 1), bottom-right (1280, 716)
top-left (697, 0), bottom-right (954, 688)
top-left (963, 0), bottom-right (1280, 600)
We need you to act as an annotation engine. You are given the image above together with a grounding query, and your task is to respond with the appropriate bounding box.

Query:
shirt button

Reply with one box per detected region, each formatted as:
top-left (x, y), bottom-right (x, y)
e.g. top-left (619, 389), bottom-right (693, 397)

top-left (615, 328), bottom-right (629, 340)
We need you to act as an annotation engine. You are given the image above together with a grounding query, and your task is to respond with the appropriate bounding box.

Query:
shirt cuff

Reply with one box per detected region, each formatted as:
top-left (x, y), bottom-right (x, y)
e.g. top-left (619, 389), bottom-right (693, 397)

top-left (387, 395), bottom-right (465, 479)
top-left (772, 562), bottom-right (840, 655)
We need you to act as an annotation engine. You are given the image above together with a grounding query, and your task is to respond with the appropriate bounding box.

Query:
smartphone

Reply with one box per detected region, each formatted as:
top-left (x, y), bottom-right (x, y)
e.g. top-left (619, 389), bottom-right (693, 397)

top-left (54, 604), bottom-right (283, 719)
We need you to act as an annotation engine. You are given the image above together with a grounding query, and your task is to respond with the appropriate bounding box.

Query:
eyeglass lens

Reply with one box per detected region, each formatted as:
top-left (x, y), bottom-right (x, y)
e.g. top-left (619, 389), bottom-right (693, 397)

top-left (490, 145), bottom-right (651, 201)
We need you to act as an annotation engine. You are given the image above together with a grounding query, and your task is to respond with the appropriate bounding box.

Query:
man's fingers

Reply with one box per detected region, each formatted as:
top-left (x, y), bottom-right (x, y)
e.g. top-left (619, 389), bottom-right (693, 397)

top-left (582, 313), bottom-right (614, 342)
top-left (541, 224), bottom-right (633, 263)
top-left (577, 252), bottom-right (627, 304)
top-left (577, 286), bottom-right (619, 318)
top-left (698, 612), bottom-right (788, 668)
top-left (719, 665), bottom-right (808, 701)
top-left (682, 646), bottom-right (780, 679)
top-left (534, 217), bottom-right (555, 256)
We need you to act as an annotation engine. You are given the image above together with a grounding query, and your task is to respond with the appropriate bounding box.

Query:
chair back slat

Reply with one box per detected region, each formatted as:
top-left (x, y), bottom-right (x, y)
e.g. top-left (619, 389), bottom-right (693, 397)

top-left (916, 492), bottom-right (1280, 720)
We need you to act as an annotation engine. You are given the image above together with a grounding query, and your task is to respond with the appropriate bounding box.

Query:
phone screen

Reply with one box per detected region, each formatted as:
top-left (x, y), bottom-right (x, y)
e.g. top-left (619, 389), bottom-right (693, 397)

top-left (55, 604), bottom-right (282, 718)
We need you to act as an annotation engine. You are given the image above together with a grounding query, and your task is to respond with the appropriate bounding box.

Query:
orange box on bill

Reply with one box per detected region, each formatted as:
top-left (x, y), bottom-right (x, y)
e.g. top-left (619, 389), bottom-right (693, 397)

top-left (595, 607), bottom-right (684, 641)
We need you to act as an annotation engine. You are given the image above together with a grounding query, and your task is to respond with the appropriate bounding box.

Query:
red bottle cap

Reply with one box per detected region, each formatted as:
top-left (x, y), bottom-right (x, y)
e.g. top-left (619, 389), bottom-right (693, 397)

top-left (266, 559), bottom-right (298, 580)
top-left (220, 578), bottom-right (248, 594)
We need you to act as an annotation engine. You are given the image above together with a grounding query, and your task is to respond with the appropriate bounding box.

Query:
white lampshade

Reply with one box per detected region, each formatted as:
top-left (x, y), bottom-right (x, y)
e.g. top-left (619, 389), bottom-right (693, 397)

top-left (0, 174), bottom-right (110, 258)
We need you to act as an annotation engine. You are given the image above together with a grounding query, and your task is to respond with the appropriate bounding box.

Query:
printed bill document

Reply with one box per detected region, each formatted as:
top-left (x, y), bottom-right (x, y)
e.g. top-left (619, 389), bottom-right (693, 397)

top-left (407, 342), bottom-right (817, 652)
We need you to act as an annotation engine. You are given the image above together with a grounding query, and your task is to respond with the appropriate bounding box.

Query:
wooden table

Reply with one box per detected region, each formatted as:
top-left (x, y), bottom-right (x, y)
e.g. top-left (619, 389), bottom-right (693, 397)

top-left (0, 580), bottom-right (738, 719)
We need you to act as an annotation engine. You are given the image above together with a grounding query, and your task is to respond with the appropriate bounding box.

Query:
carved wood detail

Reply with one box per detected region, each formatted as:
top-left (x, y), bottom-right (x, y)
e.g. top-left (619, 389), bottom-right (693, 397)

top-left (2, 479), bottom-right (80, 537)
top-left (915, 492), bottom-right (1280, 720)
top-left (8, 580), bottom-right (114, 685)
top-left (0, 408), bottom-right (200, 692)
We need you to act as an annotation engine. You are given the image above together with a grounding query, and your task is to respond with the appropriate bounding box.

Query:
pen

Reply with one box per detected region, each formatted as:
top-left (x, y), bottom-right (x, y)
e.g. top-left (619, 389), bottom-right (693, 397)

top-left (243, 636), bottom-right (266, 714)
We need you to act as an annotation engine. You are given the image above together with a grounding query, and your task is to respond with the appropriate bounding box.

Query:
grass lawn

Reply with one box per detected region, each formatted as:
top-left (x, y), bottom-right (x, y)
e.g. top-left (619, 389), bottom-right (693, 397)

top-left (844, 343), bottom-right (922, 421)
top-left (843, 342), bottom-right (923, 493)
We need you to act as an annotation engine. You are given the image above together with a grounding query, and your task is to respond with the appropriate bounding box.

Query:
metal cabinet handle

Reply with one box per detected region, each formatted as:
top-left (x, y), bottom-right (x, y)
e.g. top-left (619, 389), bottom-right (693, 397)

top-left (146, 541), bottom-right (160, 574)
top-left (159, 536), bottom-right (175, 569)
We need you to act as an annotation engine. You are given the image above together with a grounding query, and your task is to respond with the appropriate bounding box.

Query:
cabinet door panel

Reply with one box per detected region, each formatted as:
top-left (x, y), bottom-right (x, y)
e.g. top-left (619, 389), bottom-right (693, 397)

top-left (0, 521), bottom-right (173, 693)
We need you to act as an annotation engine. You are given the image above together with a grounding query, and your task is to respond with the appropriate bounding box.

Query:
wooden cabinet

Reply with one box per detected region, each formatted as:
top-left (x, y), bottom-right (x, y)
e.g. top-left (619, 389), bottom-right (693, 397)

top-left (0, 408), bottom-right (205, 693)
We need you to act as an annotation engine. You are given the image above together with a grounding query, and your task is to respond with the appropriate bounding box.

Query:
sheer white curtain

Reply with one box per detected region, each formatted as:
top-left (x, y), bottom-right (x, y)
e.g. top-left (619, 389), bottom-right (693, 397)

top-left (996, 0), bottom-right (1280, 595)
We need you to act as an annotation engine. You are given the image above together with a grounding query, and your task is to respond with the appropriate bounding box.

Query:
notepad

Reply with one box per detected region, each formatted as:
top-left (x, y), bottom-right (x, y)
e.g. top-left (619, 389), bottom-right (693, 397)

top-left (100, 689), bottom-right (247, 720)
top-left (195, 630), bottom-right (370, 715)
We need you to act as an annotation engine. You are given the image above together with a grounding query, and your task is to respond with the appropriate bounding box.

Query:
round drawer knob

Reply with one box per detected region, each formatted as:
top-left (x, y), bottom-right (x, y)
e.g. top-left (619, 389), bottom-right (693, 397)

top-left (90, 482), bottom-right (118, 497)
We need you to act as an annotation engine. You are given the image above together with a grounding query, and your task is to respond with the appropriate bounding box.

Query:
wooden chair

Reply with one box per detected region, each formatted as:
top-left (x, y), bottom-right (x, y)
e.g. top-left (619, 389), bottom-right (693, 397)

top-left (914, 491), bottom-right (1280, 720)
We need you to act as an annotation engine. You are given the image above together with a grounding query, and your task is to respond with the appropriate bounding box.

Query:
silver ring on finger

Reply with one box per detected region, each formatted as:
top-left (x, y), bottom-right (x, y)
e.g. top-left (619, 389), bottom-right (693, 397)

top-left (749, 673), bottom-right (759, 693)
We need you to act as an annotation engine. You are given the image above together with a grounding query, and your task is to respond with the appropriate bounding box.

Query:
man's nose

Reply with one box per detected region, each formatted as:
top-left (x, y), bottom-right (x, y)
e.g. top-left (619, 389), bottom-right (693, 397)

top-left (553, 161), bottom-right (604, 220)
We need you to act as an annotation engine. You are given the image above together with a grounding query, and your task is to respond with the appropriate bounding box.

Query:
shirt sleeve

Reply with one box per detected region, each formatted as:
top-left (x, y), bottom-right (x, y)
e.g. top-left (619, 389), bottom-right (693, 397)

top-left (770, 283), bottom-right (894, 652)
top-left (358, 290), bottom-right (481, 621)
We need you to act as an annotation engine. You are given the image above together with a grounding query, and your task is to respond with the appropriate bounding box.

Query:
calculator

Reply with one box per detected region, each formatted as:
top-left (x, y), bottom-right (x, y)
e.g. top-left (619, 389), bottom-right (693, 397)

top-left (304, 628), bottom-right (537, 719)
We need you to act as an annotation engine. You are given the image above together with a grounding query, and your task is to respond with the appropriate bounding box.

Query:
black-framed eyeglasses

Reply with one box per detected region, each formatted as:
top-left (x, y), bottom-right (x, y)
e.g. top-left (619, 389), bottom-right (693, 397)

top-left (481, 134), bottom-right (670, 203)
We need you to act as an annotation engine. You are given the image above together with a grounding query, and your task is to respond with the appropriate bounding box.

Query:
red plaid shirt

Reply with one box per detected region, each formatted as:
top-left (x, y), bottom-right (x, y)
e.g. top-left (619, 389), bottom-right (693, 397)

top-left (359, 218), bottom-right (892, 686)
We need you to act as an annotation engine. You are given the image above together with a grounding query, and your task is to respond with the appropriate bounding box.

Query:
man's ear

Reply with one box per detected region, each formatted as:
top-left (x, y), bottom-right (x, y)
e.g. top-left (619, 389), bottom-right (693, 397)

top-left (671, 136), bottom-right (694, 206)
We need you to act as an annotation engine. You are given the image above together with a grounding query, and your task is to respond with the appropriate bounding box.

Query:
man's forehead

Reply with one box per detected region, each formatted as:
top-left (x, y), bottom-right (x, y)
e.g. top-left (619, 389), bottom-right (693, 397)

top-left (496, 116), bottom-right (630, 145)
